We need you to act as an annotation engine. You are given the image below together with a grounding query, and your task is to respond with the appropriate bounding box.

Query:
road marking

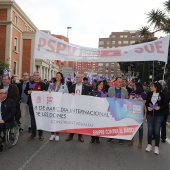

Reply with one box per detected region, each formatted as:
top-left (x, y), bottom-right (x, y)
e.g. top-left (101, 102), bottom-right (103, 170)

top-left (18, 140), bottom-right (49, 170)
top-left (166, 138), bottom-right (170, 144)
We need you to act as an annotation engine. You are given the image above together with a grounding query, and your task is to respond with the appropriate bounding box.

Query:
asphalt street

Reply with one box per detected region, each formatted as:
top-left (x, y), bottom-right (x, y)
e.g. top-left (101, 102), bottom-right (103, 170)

top-left (0, 121), bottom-right (170, 170)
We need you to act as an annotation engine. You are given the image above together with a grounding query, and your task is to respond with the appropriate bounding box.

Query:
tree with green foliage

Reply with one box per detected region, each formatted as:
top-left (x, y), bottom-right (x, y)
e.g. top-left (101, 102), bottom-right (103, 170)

top-left (0, 60), bottom-right (10, 76)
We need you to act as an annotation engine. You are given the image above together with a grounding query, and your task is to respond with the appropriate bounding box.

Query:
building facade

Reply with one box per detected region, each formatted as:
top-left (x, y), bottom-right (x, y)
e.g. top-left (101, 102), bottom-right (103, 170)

top-left (98, 30), bottom-right (154, 77)
top-left (0, 0), bottom-right (60, 80)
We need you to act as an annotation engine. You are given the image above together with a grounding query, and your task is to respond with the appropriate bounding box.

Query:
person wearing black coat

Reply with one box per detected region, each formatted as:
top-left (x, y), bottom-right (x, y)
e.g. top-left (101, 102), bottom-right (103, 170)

top-left (145, 82), bottom-right (168, 155)
top-left (0, 76), bottom-right (20, 124)
top-left (158, 80), bottom-right (170, 143)
top-left (65, 74), bottom-right (89, 142)
top-left (24, 71), bottom-right (47, 141)
top-left (90, 80), bottom-right (108, 144)
top-left (0, 89), bottom-right (16, 153)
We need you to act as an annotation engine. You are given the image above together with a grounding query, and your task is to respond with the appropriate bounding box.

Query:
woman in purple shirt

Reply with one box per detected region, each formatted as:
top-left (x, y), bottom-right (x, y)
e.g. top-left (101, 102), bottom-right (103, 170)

top-left (128, 82), bottom-right (147, 148)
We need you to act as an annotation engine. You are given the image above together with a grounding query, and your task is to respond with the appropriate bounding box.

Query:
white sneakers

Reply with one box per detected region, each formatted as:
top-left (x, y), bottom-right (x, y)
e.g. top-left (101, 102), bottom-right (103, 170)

top-left (55, 135), bottom-right (59, 141)
top-left (154, 146), bottom-right (159, 155)
top-left (146, 144), bottom-right (159, 155)
top-left (49, 135), bottom-right (59, 141)
top-left (146, 144), bottom-right (152, 152)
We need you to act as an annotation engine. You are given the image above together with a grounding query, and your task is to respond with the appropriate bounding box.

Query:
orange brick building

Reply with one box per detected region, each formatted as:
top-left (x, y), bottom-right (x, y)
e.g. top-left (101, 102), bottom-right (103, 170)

top-left (0, 0), bottom-right (60, 80)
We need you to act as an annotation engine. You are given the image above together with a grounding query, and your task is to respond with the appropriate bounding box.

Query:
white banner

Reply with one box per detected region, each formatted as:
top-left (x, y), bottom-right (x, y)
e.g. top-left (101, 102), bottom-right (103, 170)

top-left (31, 91), bottom-right (144, 140)
top-left (34, 30), bottom-right (170, 63)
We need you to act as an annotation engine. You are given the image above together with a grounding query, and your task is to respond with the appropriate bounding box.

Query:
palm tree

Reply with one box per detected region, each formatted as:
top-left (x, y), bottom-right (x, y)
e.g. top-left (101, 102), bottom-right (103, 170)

top-left (147, 0), bottom-right (170, 34)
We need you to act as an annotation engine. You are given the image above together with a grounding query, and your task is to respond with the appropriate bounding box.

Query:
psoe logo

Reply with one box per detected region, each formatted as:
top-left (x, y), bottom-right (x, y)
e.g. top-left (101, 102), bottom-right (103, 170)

top-left (122, 104), bottom-right (128, 112)
top-left (133, 105), bottom-right (141, 113)
top-left (36, 96), bottom-right (41, 103)
top-left (47, 97), bottom-right (53, 104)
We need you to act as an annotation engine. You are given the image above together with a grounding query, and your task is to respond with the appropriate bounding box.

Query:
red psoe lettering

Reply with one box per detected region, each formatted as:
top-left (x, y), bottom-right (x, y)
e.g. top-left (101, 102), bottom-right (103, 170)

top-left (135, 47), bottom-right (143, 53)
top-left (47, 40), bottom-right (55, 52)
top-left (56, 42), bottom-right (67, 53)
top-left (38, 38), bottom-right (46, 51)
top-left (68, 46), bottom-right (76, 55)
top-left (154, 41), bottom-right (164, 54)
top-left (144, 44), bottom-right (154, 53)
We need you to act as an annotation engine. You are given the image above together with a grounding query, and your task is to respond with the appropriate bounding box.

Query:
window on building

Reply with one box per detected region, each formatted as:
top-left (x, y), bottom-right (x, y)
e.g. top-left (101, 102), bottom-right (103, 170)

top-left (98, 63), bottom-right (103, 66)
top-left (13, 61), bottom-right (17, 75)
top-left (112, 41), bottom-right (115, 44)
top-left (111, 63), bottom-right (114, 66)
top-left (105, 68), bottom-right (109, 72)
top-left (123, 41), bottom-right (129, 44)
top-left (120, 35), bottom-right (123, 38)
top-left (98, 68), bottom-right (103, 72)
top-left (124, 35), bottom-right (128, 38)
top-left (14, 16), bottom-right (18, 25)
top-left (99, 41), bottom-right (104, 45)
top-left (118, 41), bottom-right (121, 44)
top-left (112, 35), bottom-right (116, 38)
top-left (106, 41), bottom-right (110, 45)
top-left (105, 63), bottom-right (109, 66)
top-left (117, 63), bottom-right (120, 67)
top-left (111, 69), bottom-right (114, 72)
top-left (130, 40), bottom-right (135, 44)
top-left (14, 37), bottom-right (18, 52)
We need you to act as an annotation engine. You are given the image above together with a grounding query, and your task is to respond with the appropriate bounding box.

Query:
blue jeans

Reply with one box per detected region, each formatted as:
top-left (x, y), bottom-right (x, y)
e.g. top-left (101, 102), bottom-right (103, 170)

top-left (147, 114), bottom-right (164, 147)
top-left (29, 104), bottom-right (43, 137)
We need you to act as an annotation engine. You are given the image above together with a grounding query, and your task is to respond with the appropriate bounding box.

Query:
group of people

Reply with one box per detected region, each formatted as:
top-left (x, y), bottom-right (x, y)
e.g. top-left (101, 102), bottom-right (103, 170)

top-left (0, 71), bottom-right (169, 156)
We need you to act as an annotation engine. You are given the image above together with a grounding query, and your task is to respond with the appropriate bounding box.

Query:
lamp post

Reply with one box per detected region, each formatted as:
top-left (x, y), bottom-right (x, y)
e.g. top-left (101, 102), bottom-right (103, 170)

top-left (67, 27), bottom-right (72, 38)
top-left (66, 27), bottom-right (72, 68)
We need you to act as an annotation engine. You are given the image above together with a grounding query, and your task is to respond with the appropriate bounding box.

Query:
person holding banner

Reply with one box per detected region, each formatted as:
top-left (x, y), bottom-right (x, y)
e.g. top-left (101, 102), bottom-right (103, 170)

top-left (24, 71), bottom-right (47, 141)
top-left (65, 74), bottom-right (89, 142)
top-left (90, 80), bottom-right (108, 143)
top-left (128, 82), bottom-right (147, 148)
top-left (48, 72), bottom-right (68, 141)
top-left (145, 82), bottom-right (167, 155)
top-left (107, 77), bottom-right (128, 144)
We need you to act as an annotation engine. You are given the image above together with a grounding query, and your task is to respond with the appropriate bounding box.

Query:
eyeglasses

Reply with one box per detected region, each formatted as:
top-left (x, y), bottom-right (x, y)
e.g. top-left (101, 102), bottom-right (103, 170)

top-left (23, 75), bottom-right (29, 76)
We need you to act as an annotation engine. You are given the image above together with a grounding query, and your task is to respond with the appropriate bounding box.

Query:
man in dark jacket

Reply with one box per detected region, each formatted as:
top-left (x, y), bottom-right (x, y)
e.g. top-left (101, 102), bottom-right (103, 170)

top-left (66, 74), bottom-right (89, 142)
top-left (0, 76), bottom-right (20, 124)
top-left (158, 80), bottom-right (170, 143)
top-left (24, 71), bottom-right (47, 141)
top-left (0, 89), bottom-right (16, 153)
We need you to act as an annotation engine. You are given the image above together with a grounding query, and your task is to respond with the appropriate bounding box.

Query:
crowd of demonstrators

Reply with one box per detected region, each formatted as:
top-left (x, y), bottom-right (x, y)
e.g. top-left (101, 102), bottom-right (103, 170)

top-left (48, 72), bottom-right (68, 141)
top-left (0, 69), bottom-right (170, 155)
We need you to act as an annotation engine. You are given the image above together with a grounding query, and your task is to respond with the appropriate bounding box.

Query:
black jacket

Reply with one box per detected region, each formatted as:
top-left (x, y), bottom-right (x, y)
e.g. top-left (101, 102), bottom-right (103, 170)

top-left (70, 84), bottom-right (89, 95)
top-left (0, 84), bottom-right (20, 104)
top-left (24, 81), bottom-right (47, 104)
top-left (1, 98), bottom-right (16, 128)
top-left (146, 92), bottom-right (168, 116)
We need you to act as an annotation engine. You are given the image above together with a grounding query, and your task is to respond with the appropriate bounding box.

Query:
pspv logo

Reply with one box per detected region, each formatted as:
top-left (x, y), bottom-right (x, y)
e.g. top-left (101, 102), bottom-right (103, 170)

top-left (47, 97), bottom-right (53, 104)
top-left (36, 96), bottom-right (41, 103)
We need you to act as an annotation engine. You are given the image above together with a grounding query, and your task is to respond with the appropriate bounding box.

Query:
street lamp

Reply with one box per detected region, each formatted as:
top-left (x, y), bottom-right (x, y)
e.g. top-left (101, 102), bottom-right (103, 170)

top-left (67, 27), bottom-right (72, 38)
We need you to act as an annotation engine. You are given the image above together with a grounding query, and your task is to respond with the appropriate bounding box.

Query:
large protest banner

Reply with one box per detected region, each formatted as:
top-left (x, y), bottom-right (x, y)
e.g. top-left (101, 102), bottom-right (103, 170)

top-left (31, 91), bottom-right (144, 140)
top-left (34, 30), bottom-right (170, 63)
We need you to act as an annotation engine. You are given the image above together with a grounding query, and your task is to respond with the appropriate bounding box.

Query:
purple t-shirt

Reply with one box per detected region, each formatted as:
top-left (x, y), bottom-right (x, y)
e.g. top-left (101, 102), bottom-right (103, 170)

top-left (130, 92), bottom-right (147, 100)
